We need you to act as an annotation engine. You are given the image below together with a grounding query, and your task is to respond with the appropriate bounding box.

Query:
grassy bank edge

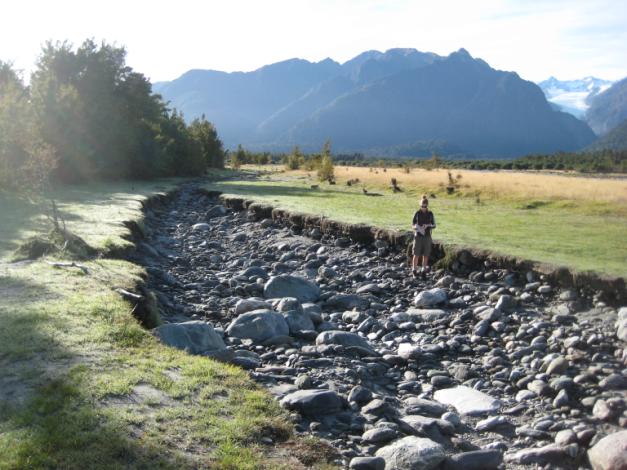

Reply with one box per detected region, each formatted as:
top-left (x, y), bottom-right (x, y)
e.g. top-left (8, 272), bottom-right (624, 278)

top-left (0, 177), bottom-right (336, 470)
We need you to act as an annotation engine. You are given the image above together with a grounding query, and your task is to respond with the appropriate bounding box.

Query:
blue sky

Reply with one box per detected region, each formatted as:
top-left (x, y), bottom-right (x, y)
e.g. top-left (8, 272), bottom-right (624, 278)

top-left (1, 0), bottom-right (626, 83)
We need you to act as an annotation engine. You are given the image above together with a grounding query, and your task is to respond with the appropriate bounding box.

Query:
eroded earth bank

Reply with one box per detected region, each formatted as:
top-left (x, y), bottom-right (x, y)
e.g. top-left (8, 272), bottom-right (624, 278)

top-left (130, 183), bottom-right (627, 470)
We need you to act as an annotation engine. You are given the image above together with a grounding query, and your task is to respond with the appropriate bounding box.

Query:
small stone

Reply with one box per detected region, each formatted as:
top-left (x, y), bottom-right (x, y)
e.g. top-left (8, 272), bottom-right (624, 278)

top-left (295, 374), bottom-right (313, 389)
top-left (280, 389), bottom-right (343, 416)
top-left (349, 385), bottom-right (372, 405)
top-left (349, 456), bottom-right (386, 470)
top-left (599, 373), bottom-right (627, 390)
top-left (475, 415), bottom-right (510, 432)
top-left (442, 449), bottom-right (503, 470)
top-left (593, 399), bottom-right (617, 421)
top-left (546, 356), bottom-right (569, 375)
top-left (375, 436), bottom-right (446, 470)
top-left (553, 389), bottom-right (569, 408)
top-left (362, 427), bottom-right (397, 444)
top-left (555, 429), bottom-right (577, 446)
top-left (433, 386), bottom-right (501, 416)
top-left (414, 288), bottom-right (448, 307)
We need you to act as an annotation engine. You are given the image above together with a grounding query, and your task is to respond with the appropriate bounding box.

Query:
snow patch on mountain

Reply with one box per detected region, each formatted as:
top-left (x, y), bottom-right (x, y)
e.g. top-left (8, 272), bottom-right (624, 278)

top-left (538, 76), bottom-right (614, 118)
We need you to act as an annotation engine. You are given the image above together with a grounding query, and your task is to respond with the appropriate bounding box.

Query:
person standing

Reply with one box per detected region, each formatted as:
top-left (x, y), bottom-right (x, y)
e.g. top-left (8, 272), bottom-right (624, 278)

top-left (412, 195), bottom-right (436, 279)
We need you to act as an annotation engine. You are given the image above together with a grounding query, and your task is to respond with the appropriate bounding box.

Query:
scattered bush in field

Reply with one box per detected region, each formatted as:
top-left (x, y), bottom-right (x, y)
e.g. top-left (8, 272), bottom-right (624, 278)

top-left (317, 140), bottom-right (335, 183)
top-left (391, 177), bottom-right (402, 192)
top-left (285, 146), bottom-right (303, 170)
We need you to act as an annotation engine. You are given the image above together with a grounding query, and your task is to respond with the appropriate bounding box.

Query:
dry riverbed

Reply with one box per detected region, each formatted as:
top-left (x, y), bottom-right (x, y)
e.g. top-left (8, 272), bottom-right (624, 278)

top-left (134, 182), bottom-right (627, 470)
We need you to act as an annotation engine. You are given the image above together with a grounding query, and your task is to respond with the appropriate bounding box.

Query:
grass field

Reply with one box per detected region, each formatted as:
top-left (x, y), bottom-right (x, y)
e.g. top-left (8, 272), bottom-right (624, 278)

top-left (207, 166), bottom-right (627, 278)
top-left (0, 178), bottom-right (329, 469)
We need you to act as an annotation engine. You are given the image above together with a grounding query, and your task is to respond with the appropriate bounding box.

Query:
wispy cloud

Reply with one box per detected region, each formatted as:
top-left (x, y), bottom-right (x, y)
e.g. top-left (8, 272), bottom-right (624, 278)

top-left (0, 0), bottom-right (625, 82)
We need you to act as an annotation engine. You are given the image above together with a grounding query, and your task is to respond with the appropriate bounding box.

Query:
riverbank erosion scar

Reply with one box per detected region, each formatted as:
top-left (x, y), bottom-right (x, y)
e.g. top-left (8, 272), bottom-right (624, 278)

top-left (122, 181), bottom-right (627, 469)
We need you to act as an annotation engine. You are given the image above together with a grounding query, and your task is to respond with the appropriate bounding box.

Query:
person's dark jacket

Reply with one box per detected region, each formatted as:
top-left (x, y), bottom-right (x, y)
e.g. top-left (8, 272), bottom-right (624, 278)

top-left (412, 210), bottom-right (436, 237)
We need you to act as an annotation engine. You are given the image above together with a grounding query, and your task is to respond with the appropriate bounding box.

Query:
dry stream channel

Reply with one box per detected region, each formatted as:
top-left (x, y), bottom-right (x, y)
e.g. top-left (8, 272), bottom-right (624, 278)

top-left (130, 183), bottom-right (627, 470)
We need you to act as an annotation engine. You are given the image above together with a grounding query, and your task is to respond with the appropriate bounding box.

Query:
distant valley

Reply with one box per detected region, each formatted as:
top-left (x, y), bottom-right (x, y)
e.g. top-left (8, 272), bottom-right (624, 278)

top-left (154, 48), bottom-right (626, 156)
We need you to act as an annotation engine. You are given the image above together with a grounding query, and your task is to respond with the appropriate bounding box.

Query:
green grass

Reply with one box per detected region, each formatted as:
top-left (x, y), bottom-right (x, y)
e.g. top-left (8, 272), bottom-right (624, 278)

top-left (207, 174), bottom-right (627, 278)
top-left (0, 176), bottom-right (330, 469)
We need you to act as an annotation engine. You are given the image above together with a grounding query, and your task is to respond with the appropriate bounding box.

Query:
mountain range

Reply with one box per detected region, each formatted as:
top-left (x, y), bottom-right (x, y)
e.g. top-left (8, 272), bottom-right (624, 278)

top-left (154, 48), bottom-right (596, 157)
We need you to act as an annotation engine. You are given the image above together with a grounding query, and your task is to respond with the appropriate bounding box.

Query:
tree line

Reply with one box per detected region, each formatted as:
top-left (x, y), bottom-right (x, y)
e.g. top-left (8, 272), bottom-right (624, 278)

top-left (331, 150), bottom-right (627, 173)
top-left (0, 40), bottom-right (224, 192)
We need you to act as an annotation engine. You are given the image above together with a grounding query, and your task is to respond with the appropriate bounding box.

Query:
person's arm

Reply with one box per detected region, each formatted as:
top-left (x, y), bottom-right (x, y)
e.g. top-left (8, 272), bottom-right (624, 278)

top-left (431, 213), bottom-right (436, 229)
top-left (412, 212), bottom-right (418, 229)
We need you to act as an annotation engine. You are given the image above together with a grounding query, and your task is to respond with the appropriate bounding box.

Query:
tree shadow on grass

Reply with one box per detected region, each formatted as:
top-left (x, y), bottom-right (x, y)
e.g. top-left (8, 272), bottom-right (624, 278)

top-left (0, 287), bottom-right (202, 469)
top-left (0, 194), bottom-right (87, 258)
top-left (210, 181), bottom-right (370, 200)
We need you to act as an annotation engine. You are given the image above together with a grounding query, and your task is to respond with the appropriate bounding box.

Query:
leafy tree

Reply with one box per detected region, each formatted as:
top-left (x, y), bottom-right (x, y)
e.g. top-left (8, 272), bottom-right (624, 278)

top-left (29, 39), bottom-right (209, 182)
top-left (188, 115), bottom-right (225, 169)
top-left (0, 62), bottom-right (57, 191)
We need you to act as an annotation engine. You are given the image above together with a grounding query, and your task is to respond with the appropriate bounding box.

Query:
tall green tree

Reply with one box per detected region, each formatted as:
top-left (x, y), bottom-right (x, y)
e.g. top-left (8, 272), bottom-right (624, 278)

top-left (29, 39), bottom-right (209, 182)
top-left (188, 116), bottom-right (225, 169)
top-left (0, 62), bottom-right (56, 191)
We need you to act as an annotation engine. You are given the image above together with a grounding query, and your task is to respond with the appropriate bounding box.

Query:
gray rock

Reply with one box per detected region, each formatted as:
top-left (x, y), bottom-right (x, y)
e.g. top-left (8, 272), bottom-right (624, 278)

top-left (435, 275), bottom-right (455, 287)
top-left (414, 288), bottom-right (448, 307)
top-left (349, 385), bottom-right (372, 405)
top-left (263, 275), bottom-right (320, 302)
top-left (404, 397), bottom-right (447, 417)
top-left (234, 298), bottom-right (272, 315)
top-left (375, 436), bottom-right (446, 470)
top-left (442, 449), bottom-right (503, 470)
top-left (599, 373), bottom-right (627, 390)
top-left (546, 356), bottom-right (569, 375)
top-left (505, 444), bottom-right (578, 465)
top-left (587, 430), bottom-right (627, 470)
top-left (260, 218), bottom-right (273, 228)
top-left (475, 415), bottom-right (510, 431)
top-left (241, 266), bottom-right (267, 279)
top-left (402, 415), bottom-right (455, 437)
top-left (555, 429), bottom-right (577, 446)
top-left (318, 266), bottom-right (337, 279)
top-left (206, 205), bottom-right (227, 219)
top-left (294, 374), bottom-right (313, 389)
top-left (192, 223), bottom-right (210, 231)
top-left (553, 389), bottom-right (569, 407)
top-left (362, 399), bottom-right (393, 417)
top-left (343, 310), bottom-right (368, 324)
top-left (397, 343), bottom-right (422, 360)
top-left (495, 294), bottom-right (516, 312)
top-left (349, 457), bottom-right (385, 470)
top-left (433, 386), bottom-right (501, 416)
top-left (348, 457), bottom-right (385, 470)
top-left (226, 309), bottom-right (289, 342)
top-left (283, 309), bottom-right (315, 334)
top-left (325, 294), bottom-right (370, 310)
top-left (362, 427), bottom-right (398, 444)
top-left (315, 331), bottom-right (376, 355)
top-left (357, 283), bottom-right (383, 294)
top-left (275, 297), bottom-right (302, 312)
top-left (593, 399), bottom-right (617, 421)
top-left (280, 389), bottom-right (343, 416)
top-left (405, 308), bottom-right (451, 322)
top-left (154, 321), bottom-right (226, 355)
